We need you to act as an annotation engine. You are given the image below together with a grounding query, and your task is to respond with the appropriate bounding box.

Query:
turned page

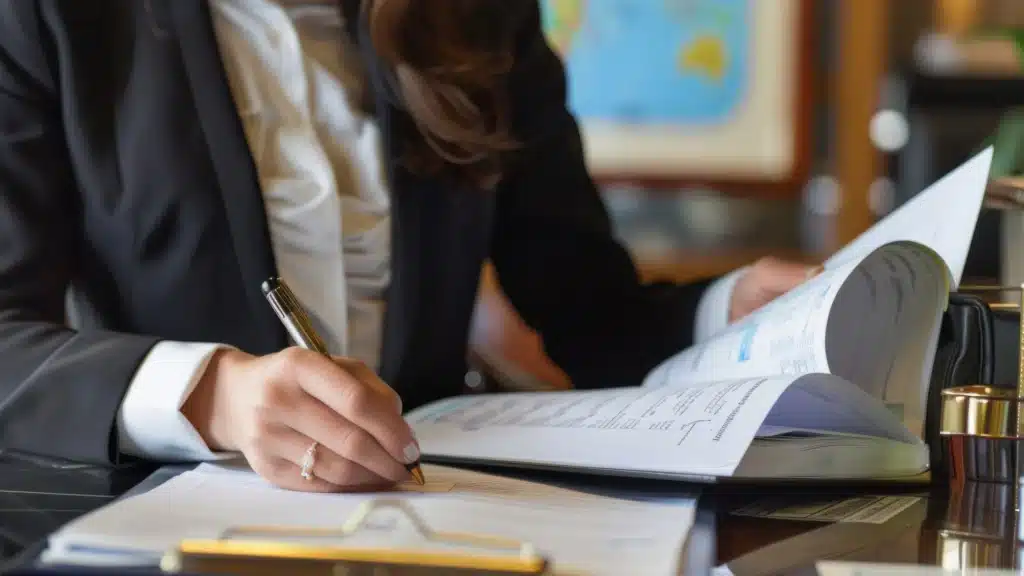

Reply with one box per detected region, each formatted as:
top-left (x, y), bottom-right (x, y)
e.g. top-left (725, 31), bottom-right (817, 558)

top-left (824, 147), bottom-right (992, 289)
top-left (822, 242), bottom-right (948, 439)
top-left (819, 147), bottom-right (993, 437)
top-left (640, 243), bottom-right (946, 440)
top-left (641, 148), bottom-right (993, 431)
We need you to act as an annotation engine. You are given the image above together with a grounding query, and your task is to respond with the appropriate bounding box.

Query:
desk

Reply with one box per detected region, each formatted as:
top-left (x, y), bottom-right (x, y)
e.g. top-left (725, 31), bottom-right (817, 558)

top-left (0, 454), bottom-right (154, 571)
top-left (716, 480), bottom-right (1023, 574)
top-left (0, 454), bottom-right (1020, 575)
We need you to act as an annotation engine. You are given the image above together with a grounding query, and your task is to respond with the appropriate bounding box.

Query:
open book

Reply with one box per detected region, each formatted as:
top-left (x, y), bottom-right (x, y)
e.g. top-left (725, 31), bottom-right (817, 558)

top-left (406, 148), bottom-right (995, 483)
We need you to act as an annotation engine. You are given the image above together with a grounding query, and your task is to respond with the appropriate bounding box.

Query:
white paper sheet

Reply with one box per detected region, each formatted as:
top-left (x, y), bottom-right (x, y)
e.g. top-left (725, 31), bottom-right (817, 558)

top-left (824, 147), bottom-right (993, 288)
top-left (44, 463), bottom-right (696, 576)
top-left (410, 376), bottom-right (807, 478)
top-left (641, 262), bottom-right (856, 390)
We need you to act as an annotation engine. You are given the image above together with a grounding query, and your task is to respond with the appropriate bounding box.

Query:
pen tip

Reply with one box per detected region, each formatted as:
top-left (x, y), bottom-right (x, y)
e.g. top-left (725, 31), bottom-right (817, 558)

top-left (409, 465), bottom-right (426, 486)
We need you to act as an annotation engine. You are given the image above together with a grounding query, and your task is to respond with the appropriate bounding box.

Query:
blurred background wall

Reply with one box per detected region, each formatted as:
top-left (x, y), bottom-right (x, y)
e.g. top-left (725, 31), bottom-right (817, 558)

top-left (571, 0), bottom-right (1023, 285)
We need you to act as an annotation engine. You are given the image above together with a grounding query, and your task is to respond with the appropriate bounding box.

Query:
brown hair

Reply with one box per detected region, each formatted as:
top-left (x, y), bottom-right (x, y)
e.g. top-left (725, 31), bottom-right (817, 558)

top-left (366, 0), bottom-right (524, 190)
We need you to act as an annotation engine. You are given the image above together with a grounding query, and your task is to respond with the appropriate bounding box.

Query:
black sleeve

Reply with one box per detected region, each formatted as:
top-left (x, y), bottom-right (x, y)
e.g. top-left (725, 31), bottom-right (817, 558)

top-left (0, 2), bottom-right (158, 465)
top-left (490, 3), bottom-right (712, 390)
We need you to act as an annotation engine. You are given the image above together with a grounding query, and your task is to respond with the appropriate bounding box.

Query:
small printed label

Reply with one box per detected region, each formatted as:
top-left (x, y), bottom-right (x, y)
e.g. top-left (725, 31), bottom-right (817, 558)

top-left (731, 495), bottom-right (920, 524)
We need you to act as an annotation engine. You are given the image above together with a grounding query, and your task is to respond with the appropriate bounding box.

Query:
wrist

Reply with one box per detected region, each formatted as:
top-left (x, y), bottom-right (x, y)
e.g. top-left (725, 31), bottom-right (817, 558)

top-left (182, 347), bottom-right (253, 452)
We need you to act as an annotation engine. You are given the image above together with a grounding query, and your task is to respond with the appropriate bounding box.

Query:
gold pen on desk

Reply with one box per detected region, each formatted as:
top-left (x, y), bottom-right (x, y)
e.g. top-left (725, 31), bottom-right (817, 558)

top-left (261, 276), bottom-right (426, 486)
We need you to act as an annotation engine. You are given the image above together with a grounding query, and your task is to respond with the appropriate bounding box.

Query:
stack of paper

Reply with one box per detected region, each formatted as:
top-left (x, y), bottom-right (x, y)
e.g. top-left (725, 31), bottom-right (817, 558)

top-left (42, 462), bottom-right (697, 576)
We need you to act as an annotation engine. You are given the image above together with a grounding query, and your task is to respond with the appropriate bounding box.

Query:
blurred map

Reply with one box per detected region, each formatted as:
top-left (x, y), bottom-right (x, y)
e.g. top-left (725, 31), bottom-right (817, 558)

top-left (541, 0), bottom-right (750, 125)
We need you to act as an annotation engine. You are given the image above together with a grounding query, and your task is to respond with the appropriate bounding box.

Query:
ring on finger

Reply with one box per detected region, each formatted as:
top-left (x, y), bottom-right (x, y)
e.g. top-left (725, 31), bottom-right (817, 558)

top-left (300, 440), bottom-right (319, 481)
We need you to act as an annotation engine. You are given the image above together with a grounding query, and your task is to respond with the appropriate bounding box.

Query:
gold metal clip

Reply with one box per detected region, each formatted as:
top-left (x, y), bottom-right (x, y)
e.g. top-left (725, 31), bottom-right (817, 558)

top-left (162, 499), bottom-right (550, 575)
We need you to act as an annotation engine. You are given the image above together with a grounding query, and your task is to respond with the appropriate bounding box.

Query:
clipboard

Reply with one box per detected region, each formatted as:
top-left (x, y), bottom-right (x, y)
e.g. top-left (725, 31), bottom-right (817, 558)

top-left (160, 498), bottom-right (551, 575)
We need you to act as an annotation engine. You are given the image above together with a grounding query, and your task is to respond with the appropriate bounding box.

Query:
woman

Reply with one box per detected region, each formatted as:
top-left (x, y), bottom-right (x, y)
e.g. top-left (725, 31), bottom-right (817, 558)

top-left (0, 0), bottom-right (814, 492)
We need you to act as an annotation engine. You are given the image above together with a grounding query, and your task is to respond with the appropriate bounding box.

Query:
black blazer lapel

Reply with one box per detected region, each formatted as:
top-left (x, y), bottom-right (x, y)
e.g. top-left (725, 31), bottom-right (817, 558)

top-left (167, 0), bottom-right (286, 353)
top-left (338, 0), bottom-right (362, 43)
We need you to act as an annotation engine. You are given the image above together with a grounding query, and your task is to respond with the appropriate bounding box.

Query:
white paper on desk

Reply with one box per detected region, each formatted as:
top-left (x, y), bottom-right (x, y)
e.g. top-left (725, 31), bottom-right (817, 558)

top-left (43, 463), bottom-right (696, 576)
top-left (815, 561), bottom-right (1014, 575)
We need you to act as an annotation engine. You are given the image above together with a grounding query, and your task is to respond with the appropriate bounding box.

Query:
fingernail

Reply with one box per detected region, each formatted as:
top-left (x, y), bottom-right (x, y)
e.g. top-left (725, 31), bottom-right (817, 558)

top-left (396, 396), bottom-right (403, 414)
top-left (403, 441), bottom-right (420, 464)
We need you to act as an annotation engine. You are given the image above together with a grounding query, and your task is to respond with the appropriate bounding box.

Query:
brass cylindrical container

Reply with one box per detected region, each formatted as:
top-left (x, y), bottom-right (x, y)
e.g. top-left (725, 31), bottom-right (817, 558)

top-left (940, 385), bottom-right (1022, 485)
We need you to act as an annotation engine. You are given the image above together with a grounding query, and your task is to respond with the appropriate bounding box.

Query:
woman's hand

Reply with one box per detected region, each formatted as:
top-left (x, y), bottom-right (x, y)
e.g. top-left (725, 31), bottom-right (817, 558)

top-left (729, 257), bottom-right (822, 323)
top-left (183, 347), bottom-right (418, 493)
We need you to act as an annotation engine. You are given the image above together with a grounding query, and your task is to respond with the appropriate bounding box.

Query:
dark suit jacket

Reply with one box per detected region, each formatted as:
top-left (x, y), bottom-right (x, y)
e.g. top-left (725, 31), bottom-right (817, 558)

top-left (0, 0), bottom-right (711, 465)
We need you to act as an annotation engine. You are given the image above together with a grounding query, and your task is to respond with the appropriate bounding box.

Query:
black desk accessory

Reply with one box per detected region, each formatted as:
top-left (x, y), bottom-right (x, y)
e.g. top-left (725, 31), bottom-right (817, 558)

top-left (927, 287), bottom-right (1023, 485)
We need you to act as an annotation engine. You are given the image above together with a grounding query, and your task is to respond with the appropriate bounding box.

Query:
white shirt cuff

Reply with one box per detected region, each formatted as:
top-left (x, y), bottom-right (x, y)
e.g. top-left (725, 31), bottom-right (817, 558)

top-left (116, 341), bottom-right (238, 462)
top-left (693, 267), bottom-right (747, 343)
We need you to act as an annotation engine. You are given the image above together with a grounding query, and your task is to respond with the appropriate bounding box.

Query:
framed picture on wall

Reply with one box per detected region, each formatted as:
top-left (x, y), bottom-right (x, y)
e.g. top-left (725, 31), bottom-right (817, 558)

top-left (541, 0), bottom-right (814, 197)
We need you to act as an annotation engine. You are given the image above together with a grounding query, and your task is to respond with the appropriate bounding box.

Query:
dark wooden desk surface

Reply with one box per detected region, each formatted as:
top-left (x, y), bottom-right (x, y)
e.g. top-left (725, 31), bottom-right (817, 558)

top-left (0, 453), bottom-right (1020, 575)
top-left (713, 481), bottom-right (1021, 574)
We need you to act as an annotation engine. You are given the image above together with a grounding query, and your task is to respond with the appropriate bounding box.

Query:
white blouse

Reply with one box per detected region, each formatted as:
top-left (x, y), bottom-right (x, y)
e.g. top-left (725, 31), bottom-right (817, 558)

top-left (113, 0), bottom-right (739, 462)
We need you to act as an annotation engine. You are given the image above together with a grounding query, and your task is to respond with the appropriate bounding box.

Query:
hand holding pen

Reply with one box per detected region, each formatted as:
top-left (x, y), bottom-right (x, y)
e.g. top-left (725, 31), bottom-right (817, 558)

top-left (179, 278), bottom-right (424, 492)
top-left (262, 277), bottom-right (425, 486)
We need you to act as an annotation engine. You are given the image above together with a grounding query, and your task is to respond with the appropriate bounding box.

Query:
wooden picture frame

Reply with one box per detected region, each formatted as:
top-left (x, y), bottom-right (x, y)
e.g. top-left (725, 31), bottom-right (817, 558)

top-left (546, 0), bottom-right (815, 198)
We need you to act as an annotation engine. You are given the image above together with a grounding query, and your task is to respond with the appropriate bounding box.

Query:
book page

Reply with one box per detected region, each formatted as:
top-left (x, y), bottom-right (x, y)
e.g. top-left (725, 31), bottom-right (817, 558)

top-left (824, 147), bottom-right (992, 288)
top-left (410, 372), bottom-right (919, 480)
top-left (408, 374), bottom-right (909, 479)
top-left (640, 261), bottom-right (860, 390)
top-left (823, 242), bottom-right (948, 439)
top-left (643, 238), bottom-right (950, 442)
top-left (45, 464), bottom-right (695, 576)
top-left (759, 373), bottom-right (919, 445)
top-left (644, 149), bottom-right (991, 393)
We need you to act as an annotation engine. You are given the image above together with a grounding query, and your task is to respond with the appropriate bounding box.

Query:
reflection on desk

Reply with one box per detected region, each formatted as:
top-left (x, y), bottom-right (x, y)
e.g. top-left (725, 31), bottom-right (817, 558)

top-left (715, 481), bottom-right (1024, 574)
top-left (0, 453), bottom-right (154, 570)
